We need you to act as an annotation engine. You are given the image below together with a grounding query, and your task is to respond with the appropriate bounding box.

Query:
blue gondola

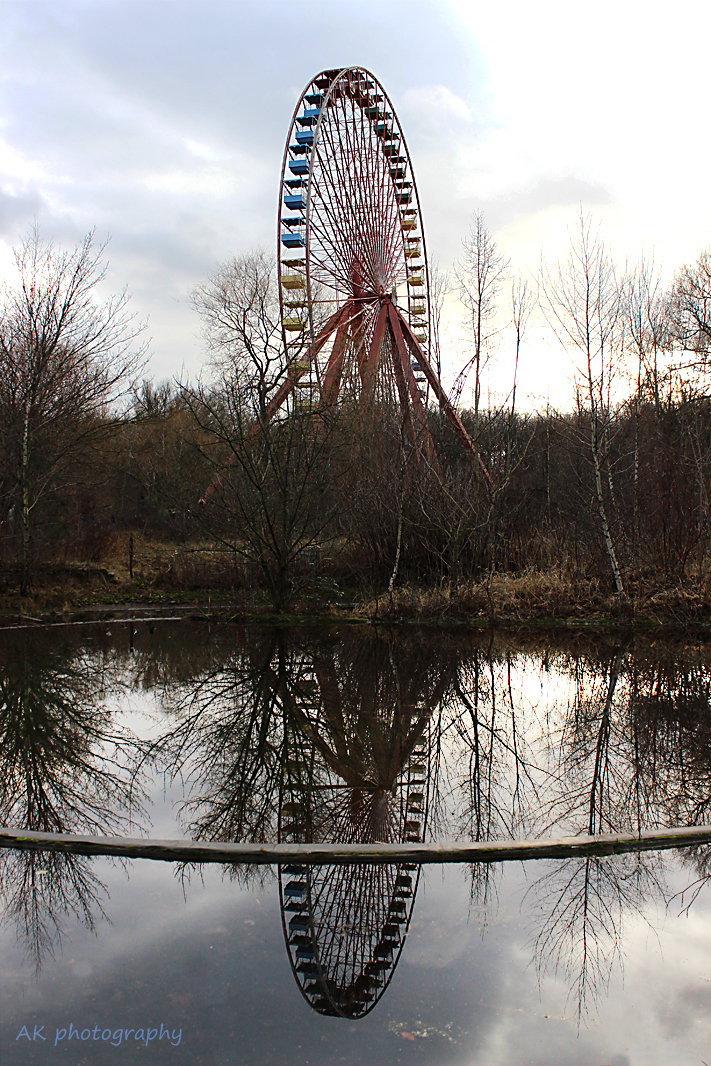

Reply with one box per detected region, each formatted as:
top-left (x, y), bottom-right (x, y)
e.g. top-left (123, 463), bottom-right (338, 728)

top-left (296, 108), bottom-right (321, 126)
top-left (284, 194), bottom-right (306, 210)
top-left (295, 130), bottom-right (314, 146)
top-left (282, 233), bottom-right (306, 248)
top-left (288, 160), bottom-right (309, 175)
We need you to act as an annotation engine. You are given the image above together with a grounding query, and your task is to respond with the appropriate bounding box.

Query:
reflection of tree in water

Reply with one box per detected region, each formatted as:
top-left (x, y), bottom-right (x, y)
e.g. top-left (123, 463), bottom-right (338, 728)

top-left (521, 642), bottom-right (657, 1019)
top-left (527, 853), bottom-right (665, 1020)
top-left (151, 628), bottom-right (290, 846)
top-left (539, 643), bottom-right (631, 837)
top-left (630, 651), bottom-right (711, 827)
top-left (154, 626), bottom-right (457, 1017)
top-left (153, 628), bottom-right (457, 846)
top-left (524, 637), bottom-right (711, 1020)
top-left (449, 642), bottom-right (540, 912)
top-left (0, 848), bottom-right (110, 974)
top-left (627, 647), bottom-right (711, 919)
top-left (538, 638), bottom-right (711, 838)
top-left (0, 629), bottom-right (146, 970)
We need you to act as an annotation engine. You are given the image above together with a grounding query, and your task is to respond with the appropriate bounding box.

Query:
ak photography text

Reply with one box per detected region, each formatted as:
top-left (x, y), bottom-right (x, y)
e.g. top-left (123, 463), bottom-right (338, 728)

top-left (15, 1023), bottom-right (183, 1047)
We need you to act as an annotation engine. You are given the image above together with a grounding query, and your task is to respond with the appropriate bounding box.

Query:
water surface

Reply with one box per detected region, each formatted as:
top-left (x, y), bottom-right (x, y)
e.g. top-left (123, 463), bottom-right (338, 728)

top-left (2, 621), bottom-right (711, 1064)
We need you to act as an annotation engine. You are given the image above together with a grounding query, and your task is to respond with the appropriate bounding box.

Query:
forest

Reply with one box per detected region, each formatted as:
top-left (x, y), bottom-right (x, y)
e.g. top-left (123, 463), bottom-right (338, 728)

top-left (1, 214), bottom-right (711, 620)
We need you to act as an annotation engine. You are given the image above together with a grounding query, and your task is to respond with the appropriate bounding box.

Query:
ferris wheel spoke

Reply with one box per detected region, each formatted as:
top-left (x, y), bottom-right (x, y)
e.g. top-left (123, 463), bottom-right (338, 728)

top-left (309, 180), bottom-right (370, 286)
top-left (340, 104), bottom-right (381, 283)
top-left (317, 98), bottom-right (391, 292)
top-left (307, 214), bottom-right (367, 291)
top-left (359, 302), bottom-right (389, 398)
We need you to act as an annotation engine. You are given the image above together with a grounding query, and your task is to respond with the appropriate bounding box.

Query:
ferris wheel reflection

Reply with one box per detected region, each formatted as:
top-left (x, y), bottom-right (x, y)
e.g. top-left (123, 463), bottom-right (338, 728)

top-left (275, 643), bottom-right (445, 1017)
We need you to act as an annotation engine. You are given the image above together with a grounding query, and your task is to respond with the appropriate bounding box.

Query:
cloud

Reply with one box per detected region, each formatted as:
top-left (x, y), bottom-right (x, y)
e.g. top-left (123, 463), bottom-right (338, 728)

top-left (476, 176), bottom-right (612, 231)
top-left (184, 139), bottom-right (224, 163)
top-left (402, 84), bottom-right (472, 124)
top-left (141, 166), bottom-right (237, 198)
top-left (0, 189), bottom-right (47, 237)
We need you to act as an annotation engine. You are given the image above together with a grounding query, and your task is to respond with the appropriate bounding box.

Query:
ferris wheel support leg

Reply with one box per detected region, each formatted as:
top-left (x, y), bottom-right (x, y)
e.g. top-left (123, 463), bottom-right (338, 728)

top-left (386, 303), bottom-right (437, 467)
top-left (262, 305), bottom-right (349, 424)
top-left (397, 317), bottom-right (493, 491)
top-left (322, 320), bottom-right (351, 404)
top-left (359, 302), bottom-right (389, 405)
top-left (384, 669), bottom-right (449, 784)
top-left (387, 319), bottom-right (421, 460)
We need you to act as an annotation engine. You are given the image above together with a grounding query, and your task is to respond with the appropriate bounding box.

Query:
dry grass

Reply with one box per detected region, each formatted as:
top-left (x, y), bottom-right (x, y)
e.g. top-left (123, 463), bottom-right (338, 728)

top-left (357, 569), bottom-right (711, 625)
top-left (2, 536), bottom-right (711, 626)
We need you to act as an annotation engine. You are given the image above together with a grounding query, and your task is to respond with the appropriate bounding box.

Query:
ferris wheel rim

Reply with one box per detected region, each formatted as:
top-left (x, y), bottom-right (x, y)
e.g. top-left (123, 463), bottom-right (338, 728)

top-left (276, 66), bottom-right (432, 406)
top-left (278, 860), bottom-right (423, 1018)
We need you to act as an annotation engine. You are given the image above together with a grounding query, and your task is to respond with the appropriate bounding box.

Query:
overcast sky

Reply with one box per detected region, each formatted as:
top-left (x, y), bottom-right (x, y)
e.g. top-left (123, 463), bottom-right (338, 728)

top-left (2, 0), bottom-right (710, 408)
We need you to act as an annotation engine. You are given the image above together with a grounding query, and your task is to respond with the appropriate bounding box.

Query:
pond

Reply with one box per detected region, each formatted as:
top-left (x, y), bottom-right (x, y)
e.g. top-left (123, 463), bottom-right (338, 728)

top-left (2, 620), bottom-right (711, 1065)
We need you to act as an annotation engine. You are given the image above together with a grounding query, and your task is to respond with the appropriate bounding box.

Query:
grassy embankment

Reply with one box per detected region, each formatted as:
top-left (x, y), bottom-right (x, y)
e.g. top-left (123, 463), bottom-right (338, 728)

top-left (1, 535), bottom-right (710, 628)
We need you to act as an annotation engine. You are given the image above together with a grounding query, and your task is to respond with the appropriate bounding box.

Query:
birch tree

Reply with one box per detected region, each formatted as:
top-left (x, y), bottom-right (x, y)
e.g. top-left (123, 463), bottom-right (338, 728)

top-left (540, 212), bottom-right (625, 594)
top-left (455, 212), bottom-right (509, 445)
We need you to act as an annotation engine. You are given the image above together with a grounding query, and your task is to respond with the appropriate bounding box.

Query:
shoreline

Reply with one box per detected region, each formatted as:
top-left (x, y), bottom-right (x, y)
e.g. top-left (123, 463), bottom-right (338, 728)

top-left (0, 583), bottom-right (709, 633)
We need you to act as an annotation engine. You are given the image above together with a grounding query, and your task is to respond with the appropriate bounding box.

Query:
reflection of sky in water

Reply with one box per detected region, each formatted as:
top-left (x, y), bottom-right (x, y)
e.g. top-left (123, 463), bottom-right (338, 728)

top-left (3, 851), bottom-right (711, 1065)
top-left (4, 622), bottom-right (711, 1063)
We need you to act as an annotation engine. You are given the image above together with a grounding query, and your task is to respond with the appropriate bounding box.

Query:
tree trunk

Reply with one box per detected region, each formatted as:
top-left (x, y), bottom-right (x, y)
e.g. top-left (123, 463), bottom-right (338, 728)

top-left (590, 413), bottom-right (624, 594)
top-left (20, 394), bottom-right (31, 595)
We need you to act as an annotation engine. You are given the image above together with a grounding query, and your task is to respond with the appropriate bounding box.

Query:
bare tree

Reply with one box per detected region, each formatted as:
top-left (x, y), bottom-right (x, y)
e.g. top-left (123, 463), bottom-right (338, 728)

top-left (182, 376), bottom-right (348, 610)
top-left (190, 249), bottom-right (284, 422)
top-left (540, 212), bottom-right (625, 595)
top-left (0, 228), bottom-right (146, 592)
top-left (191, 250), bottom-right (334, 422)
top-left (622, 256), bottom-right (669, 565)
top-left (509, 274), bottom-right (534, 422)
top-left (426, 257), bottom-right (451, 384)
top-left (668, 248), bottom-right (711, 363)
top-left (624, 256), bottom-right (668, 410)
top-left (455, 211), bottom-right (510, 444)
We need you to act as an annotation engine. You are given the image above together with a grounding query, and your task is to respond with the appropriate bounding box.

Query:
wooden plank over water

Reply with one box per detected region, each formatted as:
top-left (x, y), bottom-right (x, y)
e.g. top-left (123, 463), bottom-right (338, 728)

top-left (2, 825), bottom-right (711, 865)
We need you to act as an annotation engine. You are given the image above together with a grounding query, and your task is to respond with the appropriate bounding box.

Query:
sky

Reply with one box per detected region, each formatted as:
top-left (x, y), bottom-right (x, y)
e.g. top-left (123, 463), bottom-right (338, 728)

top-left (2, 0), bottom-right (711, 410)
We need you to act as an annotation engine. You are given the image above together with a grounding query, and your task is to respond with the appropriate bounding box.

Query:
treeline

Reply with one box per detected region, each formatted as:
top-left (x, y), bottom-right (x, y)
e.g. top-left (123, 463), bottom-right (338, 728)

top-left (1, 379), bottom-right (709, 605)
top-left (2, 220), bottom-right (711, 609)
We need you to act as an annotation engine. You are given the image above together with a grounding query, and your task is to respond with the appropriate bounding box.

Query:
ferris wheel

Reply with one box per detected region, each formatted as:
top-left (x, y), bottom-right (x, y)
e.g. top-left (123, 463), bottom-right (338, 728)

top-left (267, 66), bottom-right (488, 473)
